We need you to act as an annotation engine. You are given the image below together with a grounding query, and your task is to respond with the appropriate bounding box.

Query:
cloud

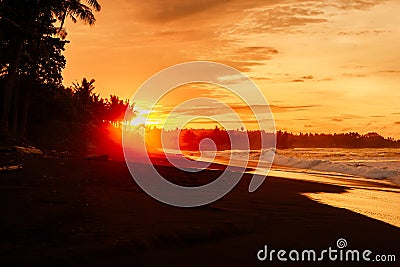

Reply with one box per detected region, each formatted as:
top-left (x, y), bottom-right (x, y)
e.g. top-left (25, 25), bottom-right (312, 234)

top-left (289, 75), bottom-right (313, 82)
top-left (184, 118), bottom-right (273, 125)
top-left (212, 60), bottom-right (264, 72)
top-left (236, 45), bottom-right (277, 55)
top-left (333, 0), bottom-right (389, 10)
top-left (301, 75), bottom-right (314, 80)
top-left (156, 103), bottom-right (319, 117)
top-left (134, 0), bottom-right (388, 25)
top-left (217, 104), bottom-right (319, 114)
top-left (235, 46), bottom-right (279, 61)
top-left (330, 114), bottom-right (364, 121)
top-left (270, 104), bottom-right (320, 113)
top-left (108, 0), bottom-right (391, 74)
top-left (318, 77), bottom-right (334, 82)
top-left (342, 73), bottom-right (368, 78)
top-left (138, 0), bottom-right (231, 23)
top-left (211, 46), bottom-right (279, 72)
top-left (341, 64), bottom-right (368, 69)
top-left (338, 29), bottom-right (386, 35)
top-left (395, 121), bottom-right (400, 125)
top-left (325, 114), bottom-right (365, 122)
top-left (378, 69), bottom-right (400, 74)
top-left (187, 44), bottom-right (279, 72)
top-left (216, 74), bottom-right (248, 84)
top-left (251, 76), bottom-right (272, 81)
top-left (228, 4), bottom-right (327, 34)
top-left (236, 46), bottom-right (279, 55)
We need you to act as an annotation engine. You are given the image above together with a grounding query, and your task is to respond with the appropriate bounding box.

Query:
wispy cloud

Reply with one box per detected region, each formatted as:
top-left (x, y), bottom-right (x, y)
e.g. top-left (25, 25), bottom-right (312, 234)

top-left (155, 103), bottom-right (319, 117)
top-left (338, 29), bottom-right (387, 35)
top-left (269, 104), bottom-right (320, 113)
top-left (378, 69), bottom-right (400, 74)
top-left (199, 46), bottom-right (279, 72)
top-left (333, 0), bottom-right (389, 10)
top-left (288, 75), bottom-right (314, 83)
top-left (226, 4), bottom-right (327, 35)
top-left (317, 77), bottom-right (334, 82)
top-left (141, 0), bottom-right (229, 23)
top-left (342, 73), bottom-right (368, 78)
top-left (330, 114), bottom-right (365, 122)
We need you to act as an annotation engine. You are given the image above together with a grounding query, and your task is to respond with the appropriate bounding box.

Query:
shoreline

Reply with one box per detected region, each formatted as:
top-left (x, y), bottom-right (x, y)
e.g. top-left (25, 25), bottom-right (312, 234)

top-left (184, 150), bottom-right (400, 228)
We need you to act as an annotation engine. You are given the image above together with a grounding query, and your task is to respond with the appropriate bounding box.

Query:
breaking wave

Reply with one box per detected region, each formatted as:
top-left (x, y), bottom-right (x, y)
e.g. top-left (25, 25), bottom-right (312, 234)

top-left (206, 148), bottom-right (400, 185)
top-left (272, 153), bottom-right (400, 185)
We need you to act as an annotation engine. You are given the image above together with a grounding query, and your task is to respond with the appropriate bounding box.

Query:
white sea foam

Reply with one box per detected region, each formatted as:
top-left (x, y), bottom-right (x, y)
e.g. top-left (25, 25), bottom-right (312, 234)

top-left (200, 148), bottom-right (400, 185)
top-left (272, 153), bottom-right (400, 185)
top-left (270, 149), bottom-right (400, 185)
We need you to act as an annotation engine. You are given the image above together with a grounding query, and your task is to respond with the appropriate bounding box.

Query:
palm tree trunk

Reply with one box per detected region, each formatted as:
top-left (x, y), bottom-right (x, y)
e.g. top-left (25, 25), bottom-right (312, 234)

top-left (11, 77), bottom-right (22, 139)
top-left (0, 35), bottom-right (24, 138)
top-left (19, 77), bottom-right (33, 141)
top-left (0, 2), bottom-right (37, 139)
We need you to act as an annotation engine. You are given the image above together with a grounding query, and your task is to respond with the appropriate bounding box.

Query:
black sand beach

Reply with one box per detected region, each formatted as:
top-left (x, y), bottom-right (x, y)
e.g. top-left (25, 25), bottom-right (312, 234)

top-left (0, 157), bottom-right (399, 266)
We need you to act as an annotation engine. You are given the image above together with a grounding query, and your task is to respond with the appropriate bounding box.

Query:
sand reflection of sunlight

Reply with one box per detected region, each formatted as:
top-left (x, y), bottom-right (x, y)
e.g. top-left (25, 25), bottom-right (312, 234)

top-left (303, 188), bottom-right (400, 228)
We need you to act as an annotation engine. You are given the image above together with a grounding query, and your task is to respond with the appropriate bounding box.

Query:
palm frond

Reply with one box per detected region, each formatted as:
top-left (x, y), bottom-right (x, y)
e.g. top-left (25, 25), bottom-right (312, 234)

top-left (85, 0), bottom-right (101, 12)
top-left (68, 13), bottom-right (77, 24)
top-left (67, 1), bottom-right (96, 25)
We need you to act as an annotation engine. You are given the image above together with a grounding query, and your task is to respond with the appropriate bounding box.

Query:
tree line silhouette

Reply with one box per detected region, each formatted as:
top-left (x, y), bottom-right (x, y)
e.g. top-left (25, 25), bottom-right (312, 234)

top-left (142, 127), bottom-right (400, 151)
top-left (276, 130), bottom-right (400, 149)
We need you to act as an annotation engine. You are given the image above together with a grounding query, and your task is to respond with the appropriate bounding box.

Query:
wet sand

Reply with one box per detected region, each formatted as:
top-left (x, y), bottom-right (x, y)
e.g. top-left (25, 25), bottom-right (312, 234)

top-left (0, 157), bottom-right (399, 266)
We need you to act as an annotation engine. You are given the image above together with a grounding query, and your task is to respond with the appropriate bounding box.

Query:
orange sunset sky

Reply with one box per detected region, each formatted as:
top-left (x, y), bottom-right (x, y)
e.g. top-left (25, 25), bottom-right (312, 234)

top-left (62, 0), bottom-right (400, 138)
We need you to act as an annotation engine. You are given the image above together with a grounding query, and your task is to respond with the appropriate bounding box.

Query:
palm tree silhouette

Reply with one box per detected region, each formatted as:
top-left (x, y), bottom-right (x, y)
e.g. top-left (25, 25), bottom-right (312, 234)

top-left (72, 78), bottom-right (96, 115)
top-left (107, 95), bottom-right (133, 124)
top-left (0, 0), bottom-right (101, 138)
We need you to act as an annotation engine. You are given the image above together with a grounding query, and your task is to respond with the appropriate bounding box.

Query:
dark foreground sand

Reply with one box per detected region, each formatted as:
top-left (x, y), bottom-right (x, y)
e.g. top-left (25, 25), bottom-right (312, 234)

top-left (0, 157), bottom-right (399, 266)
